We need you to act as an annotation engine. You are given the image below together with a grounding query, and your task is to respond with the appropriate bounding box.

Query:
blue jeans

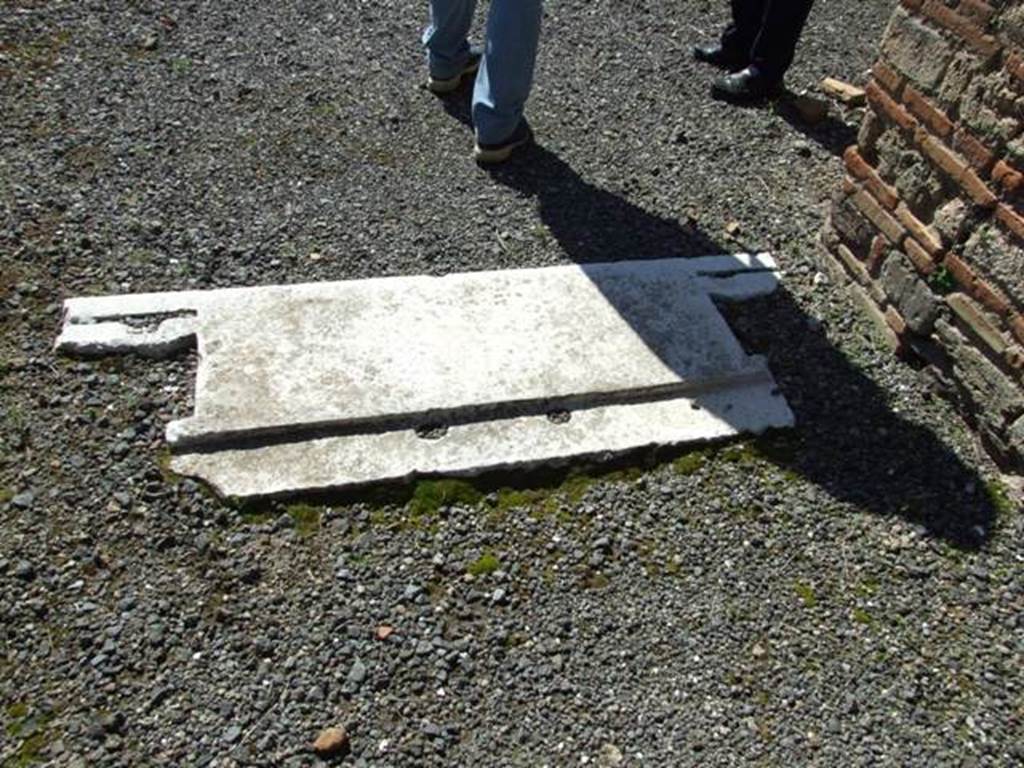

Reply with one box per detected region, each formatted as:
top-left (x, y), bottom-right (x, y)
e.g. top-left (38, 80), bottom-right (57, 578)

top-left (423, 0), bottom-right (543, 144)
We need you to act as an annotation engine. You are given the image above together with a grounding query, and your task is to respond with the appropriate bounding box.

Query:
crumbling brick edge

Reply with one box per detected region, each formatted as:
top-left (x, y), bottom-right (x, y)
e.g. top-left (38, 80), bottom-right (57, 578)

top-left (820, 0), bottom-right (1024, 469)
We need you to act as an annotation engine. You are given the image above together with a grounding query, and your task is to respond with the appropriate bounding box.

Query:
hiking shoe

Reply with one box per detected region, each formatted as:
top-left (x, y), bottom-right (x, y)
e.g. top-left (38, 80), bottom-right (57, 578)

top-left (427, 46), bottom-right (483, 94)
top-left (474, 120), bottom-right (533, 165)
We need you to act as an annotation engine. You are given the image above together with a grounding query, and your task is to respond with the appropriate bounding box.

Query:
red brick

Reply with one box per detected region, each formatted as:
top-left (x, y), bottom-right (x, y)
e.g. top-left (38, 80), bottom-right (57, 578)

top-left (960, 167), bottom-right (999, 207)
top-left (896, 202), bottom-right (944, 255)
top-left (867, 82), bottom-right (918, 132)
top-left (885, 306), bottom-right (908, 336)
top-left (952, 127), bottom-right (995, 173)
top-left (841, 176), bottom-right (858, 196)
top-left (872, 61), bottom-right (905, 97)
top-left (992, 159), bottom-right (1024, 195)
top-left (1010, 314), bottom-right (1024, 346)
top-left (903, 85), bottom-right (954, 139)
top-left (843, 145), bottom-right (870, 175)
top-left (851, 187), bottom-right (907, 243)
top-left (917, 128), bottom-right (999, 206)
top-left (946, 293), bottom-right (1009, 356)
top-left (943, 252), bottom-right (977, 290)
top-left (1005, 346), bottom-right (1024, 371)
top-left (974, 278), bottom-right (1013, 317)
top-left (866, 235), bottom-right (889, 275)
top-left (836, 243), bottom-right (872, 285)
top-left (921, 0), bottom-right (1000, 57)
top-left (903, 236), bottom-right (938, 275)
top-left (851, 283), bottom-right (902, 352)
top-left (843, 147), bottom-right (900, 209)
top-left (957, 0), bottom-right (995, 25)
top-left (916, 128), bottom-right (969, 180)
top-left (1007, 51), bottom-right (1024, 86)
top-left (996, 203), bottom-right (1024, 241)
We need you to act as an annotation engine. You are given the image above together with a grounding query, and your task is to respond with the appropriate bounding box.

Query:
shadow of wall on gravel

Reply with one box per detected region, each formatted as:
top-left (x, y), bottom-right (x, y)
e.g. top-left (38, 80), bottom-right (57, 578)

top-left (486, 143), bottom-right (997, 550)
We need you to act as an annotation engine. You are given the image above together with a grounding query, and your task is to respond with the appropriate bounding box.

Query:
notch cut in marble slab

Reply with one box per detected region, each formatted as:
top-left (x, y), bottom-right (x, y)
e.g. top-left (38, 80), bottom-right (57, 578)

top-left (56, 315), bottom-right (197, 358)
top-left (57, 254), bottom-right (793, 498)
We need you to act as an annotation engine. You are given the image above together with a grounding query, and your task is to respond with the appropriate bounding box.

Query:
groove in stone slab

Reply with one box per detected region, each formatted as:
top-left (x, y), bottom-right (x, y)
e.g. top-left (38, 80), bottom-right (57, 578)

top-left (167, 364), bottom-right (778, 453)
top-left (169, 377), bottom-right (794, 500)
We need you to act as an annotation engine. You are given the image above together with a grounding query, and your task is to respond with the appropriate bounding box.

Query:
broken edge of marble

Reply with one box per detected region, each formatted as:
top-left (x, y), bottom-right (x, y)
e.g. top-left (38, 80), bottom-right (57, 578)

top-left (172, 376), bottom-right (793, 499)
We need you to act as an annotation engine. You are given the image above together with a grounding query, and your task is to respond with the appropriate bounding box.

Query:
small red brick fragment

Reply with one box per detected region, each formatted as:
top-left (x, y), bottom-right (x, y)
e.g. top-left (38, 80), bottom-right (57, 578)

top-left (867, 235), bottom-right (889, 275)
top-left (974, 279), bottom-right (1012, 318)
top-left (867, 82), bottom-right (917, 131)
top-left (896, 203), bottom-right (943, 256)
top-left (1006, 51), bottom-right (1024, 86)
top-left (872, 61), bottom-right (904, 96)
top-left (836, 243), bottom-right (871, 285)
top-left (1005, 346), bottom-right (1024, 371)
top-left (992, 160), bottom-right (1024, 195)
top-left (903, 236), bottom-right (937, 275)
top-left (844, 147), bottom-right (900, 209)
top-left (885, 306), bottom-right (908, 336)
top-left (953, 128), bottom-right (995, 173)
top-left (946, 293), bottom-right (1009, 356)
top-left (960, 168), bottom-right (999, 207)
top-left (903, 85), bottom-right (954, 138)
top-left (958, 0), bottom-right (995, 24)
top-left (943, 253), bottom-right (977, 291)
top-left (916, 128), bottom-right (969, 180)
top-left (996, 203), bottom-right (1024, 242)
top-left (851, 188), bottom-right (907, 243)
top-left (1010, 314), bottom-right (1024, 346)
top-left (921, 0), bottom-right (1000, 56)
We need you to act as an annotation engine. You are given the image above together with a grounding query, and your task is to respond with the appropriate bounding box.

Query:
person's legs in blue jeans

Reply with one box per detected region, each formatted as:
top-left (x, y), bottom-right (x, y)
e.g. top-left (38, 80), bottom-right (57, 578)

top-left (423, 0), bottom-right (478, 79)
top-left (472, 0), bottom-right (543, 146)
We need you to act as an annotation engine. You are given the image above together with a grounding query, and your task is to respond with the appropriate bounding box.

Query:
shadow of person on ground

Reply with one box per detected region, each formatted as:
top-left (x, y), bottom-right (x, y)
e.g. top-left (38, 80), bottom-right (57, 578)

top-left (481, 141), bottom-right (996, 550)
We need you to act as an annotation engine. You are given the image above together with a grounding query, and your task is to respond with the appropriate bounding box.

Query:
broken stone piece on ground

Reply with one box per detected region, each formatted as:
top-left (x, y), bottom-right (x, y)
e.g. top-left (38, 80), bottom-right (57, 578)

top-left (312, 726), bottom-right (349, 757)
top-left (821, 76), bottom-right (867, 106)
top-left (56, 255), bottom-right (794, 500)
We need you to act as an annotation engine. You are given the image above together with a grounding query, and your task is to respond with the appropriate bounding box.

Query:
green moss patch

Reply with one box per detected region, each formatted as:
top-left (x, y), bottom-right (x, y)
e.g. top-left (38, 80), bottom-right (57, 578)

top-left (3, 704), bottom-right (54, 768)
top-left (409, 479), bottom-right (482, 517)
top-left (155, 447), bottom-right (182, 484)
top-left (984, 479), bottom-right (1015, 519)
top-left (794, 581), bottom-right (817, 608)
top-left (672, 449), bottom-right (708, 476)
top-left (286, 503), bottom-right (323, 537)
top-left (238, 509), bottom-right (274, 526)
top-left (467, 552), bottom-right (500, 577)
top-left (583, 571), bottom-right (610, 589)
top-left (852, 607), bottom-right (873, 625)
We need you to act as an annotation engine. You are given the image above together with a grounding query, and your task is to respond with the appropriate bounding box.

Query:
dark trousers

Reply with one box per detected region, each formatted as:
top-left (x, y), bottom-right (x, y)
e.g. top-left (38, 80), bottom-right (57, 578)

top-left (721, 0), bottom-right (815, 79)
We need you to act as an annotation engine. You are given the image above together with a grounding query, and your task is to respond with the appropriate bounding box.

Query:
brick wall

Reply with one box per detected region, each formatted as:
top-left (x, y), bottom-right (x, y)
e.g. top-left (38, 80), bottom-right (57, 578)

top-left (820, 0), bottom-right (1024, 469)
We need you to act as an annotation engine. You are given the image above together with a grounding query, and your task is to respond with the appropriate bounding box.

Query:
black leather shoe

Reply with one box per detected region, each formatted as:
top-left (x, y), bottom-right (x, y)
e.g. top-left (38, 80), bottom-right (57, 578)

top-left (711, 67), bottom-right (783, 103)
top-left (692, 42), bottom-right (746, 71)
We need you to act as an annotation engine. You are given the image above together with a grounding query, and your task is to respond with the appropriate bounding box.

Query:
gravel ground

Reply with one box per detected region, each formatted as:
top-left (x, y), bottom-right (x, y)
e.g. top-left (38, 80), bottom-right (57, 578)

top-left (2, 1), bottom-right (1023, 766)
